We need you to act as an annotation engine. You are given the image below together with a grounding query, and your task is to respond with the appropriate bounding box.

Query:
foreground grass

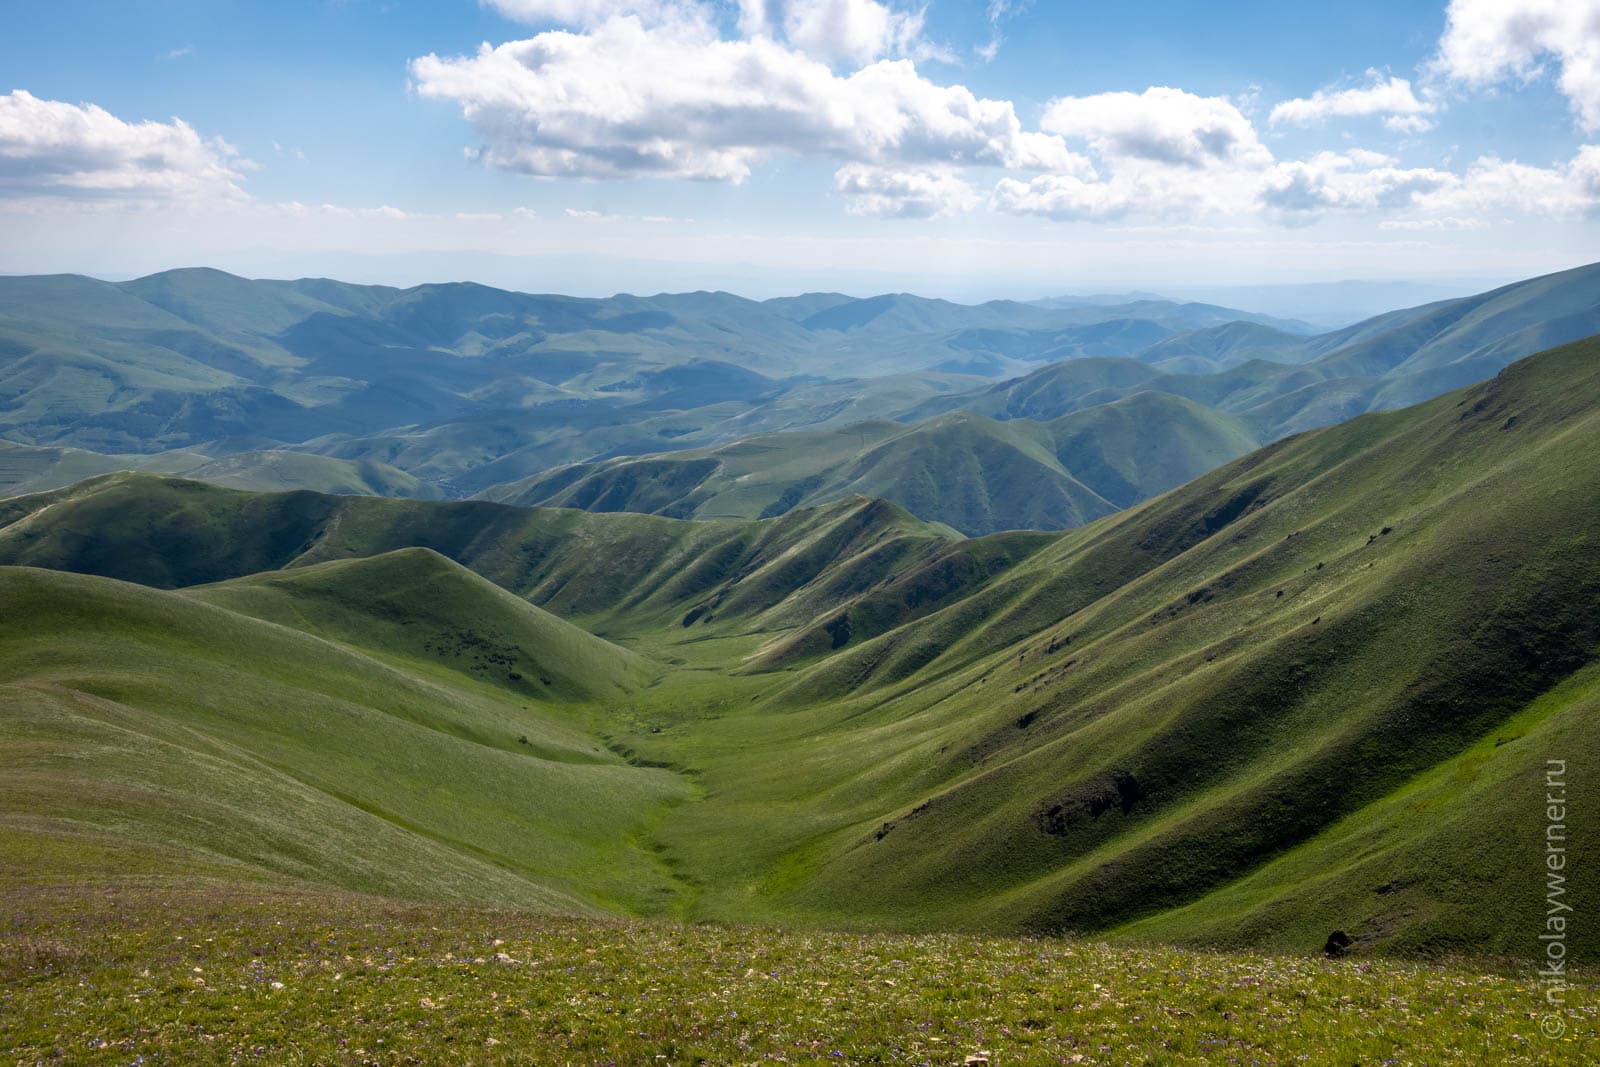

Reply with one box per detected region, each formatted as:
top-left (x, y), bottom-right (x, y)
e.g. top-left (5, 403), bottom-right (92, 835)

top-left (2, 883), bottom-right (1592, 1066)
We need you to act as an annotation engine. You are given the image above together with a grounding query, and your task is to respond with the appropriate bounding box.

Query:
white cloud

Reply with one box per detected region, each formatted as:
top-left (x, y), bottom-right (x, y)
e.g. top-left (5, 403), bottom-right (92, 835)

top-left (990, 172), bottom-right (1143, 221)
top-left (408, 7), bottom-right (1600, 231)
top-left (410, 17), bottom-right (1081, 182)
top-left (1384, 114), bottom-right (1436, 135)
top-left (988, 143), bottom-right (1589, 228)
top-left (1269, 73), bottom-right (1436, 131)
top-left (833, 163), bottom-right (979, 217)
top-left (1432, 0), bottom-right (1600, 132)
top-left (1040, 87), bottom-right (1271, 168)
top-left (1413, 147), bottom-right (1600, 217)
top-left (780, 0), bottom-right (931, 67)
top-left (486, 0), bottom-right (938, 65)
top-left (0, 90), bottom-right (248, 203)
top-left (1251, 146), bottom-right (1600, 224)
top-left (1258, 151), bottom-right (1455, 222)
top-left (735, 0), bottom-right (771, 36)
top-left (989, 161), bottom-right (1260, 222)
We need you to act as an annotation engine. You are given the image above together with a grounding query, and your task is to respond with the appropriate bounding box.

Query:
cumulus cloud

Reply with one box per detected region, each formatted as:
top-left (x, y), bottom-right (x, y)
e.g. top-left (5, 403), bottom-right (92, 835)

top-left (988, 143), bottom-right (1592, 228)
top-left (411, 17), bottom-right (1080, 182)
top-left (0, 90), bottom-right (248, 203)
top-left (1413, 147), bottom-right (1600, 217)
top-left (1258, 151), bottom-right (1454, 222)
top-left (1269, 73), bottom-right (1437, 132)
top-left (833, 163), bottom-right (979, 217)
top-left (1040, 87), bottom-right (1271, 168)
top-left (989, 159), bottom-right (1264, 222)
top-left (1433, 0), bottom-right (1600, 131)
top-left (777, 0), bottom-right (932, 67)
top-left (488, 0), bottom-right (936, 65)
top-left (989, 173), bottom-right (1144, 222)
top-left (412, 1), bottom-right (1600, 230)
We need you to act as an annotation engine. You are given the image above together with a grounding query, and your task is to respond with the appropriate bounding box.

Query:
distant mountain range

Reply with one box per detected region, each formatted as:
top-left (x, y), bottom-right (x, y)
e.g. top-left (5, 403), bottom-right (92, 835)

top-left (2, 262), bottom-right (1598, 536)
top-left (481, 262), bottom-right (1600, 533)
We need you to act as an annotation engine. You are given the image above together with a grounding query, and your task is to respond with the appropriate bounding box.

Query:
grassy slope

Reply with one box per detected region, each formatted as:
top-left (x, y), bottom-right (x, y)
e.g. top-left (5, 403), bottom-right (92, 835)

top-left (3, 336), bottom-right (1600, 963)
top-left (187, 548), bottom-right (652, 703)
top-left (0, 476), bottom-right (966, 641)
top-left (483, 392), bottom-right (1261, 535)
top-left (0, 559), bottom-right (686, 915)
top-left (614, 335), bottom-right (1600, 958)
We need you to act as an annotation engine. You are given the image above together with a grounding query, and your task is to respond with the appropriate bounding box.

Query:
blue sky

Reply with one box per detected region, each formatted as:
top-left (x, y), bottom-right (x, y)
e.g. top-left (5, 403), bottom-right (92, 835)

top-left (1, 0), bottom-right (1597, 297)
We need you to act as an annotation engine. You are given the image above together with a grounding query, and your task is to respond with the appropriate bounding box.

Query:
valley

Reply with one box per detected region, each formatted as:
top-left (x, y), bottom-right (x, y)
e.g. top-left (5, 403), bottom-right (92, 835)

top-left (9, 3), bottom-right (1600, 1060)
top-left (6, 333), bottom-right (1600, 965)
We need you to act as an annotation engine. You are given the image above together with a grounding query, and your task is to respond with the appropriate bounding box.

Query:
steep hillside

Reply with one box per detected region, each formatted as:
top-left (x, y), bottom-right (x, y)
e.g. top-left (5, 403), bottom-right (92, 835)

top-left (188, 548), bottom-right (652, 703)
top-left (658, 334), bottom-right (1600, 959)
top-left (0, 561), bottom-right (682, 914)
top-left (5, 335), bottom-right (1600, 961)
top-left (0, 476), bottom-right (966, 635)
top-left (484, 393), bottom-right (1260, 534)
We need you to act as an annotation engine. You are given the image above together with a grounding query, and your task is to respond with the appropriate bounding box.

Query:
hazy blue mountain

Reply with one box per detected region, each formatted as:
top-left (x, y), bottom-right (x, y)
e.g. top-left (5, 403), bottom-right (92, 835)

top-left (2, 262), bottom-right (1596, 537)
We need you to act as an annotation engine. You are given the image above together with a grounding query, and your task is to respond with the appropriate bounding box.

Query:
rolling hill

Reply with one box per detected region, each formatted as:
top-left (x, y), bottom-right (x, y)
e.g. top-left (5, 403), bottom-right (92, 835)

top-left (2, 263), bottom-right (1596, 545)
top-left (484, 392), bottom-right (1260, 535)
top-left (463, 263), bottom-right (1600, 532)
top-left (0, 267), bottom-right (1286, 456)
top-left (0, 555), bottom-right (681, 914)
top-left (5, 332), bottom-right (1600, 960)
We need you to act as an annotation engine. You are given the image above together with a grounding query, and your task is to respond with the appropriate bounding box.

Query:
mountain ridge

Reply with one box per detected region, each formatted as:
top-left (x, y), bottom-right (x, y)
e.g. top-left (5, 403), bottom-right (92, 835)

top-left (5, 333), bottom-right (1600, 957)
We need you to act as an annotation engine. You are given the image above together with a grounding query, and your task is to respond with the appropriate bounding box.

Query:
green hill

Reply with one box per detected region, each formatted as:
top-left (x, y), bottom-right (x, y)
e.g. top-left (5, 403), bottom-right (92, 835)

top-left (0, 560), bottom-right (682, 914)
top-left (188, 548), bottom-right (652, 703)
top-left (5, 335), bottom-right (1600, 963)
top-left (699, 334), bottom-right (1600, 959)
top-left (3, 263), bottom-right (1597, 544)
top-left (0, 475), bottom-right (965, 634)
top-left (0, 267), bottom-right (1284, 458)
top-left (484, 392), bottom-right (1260, 535)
